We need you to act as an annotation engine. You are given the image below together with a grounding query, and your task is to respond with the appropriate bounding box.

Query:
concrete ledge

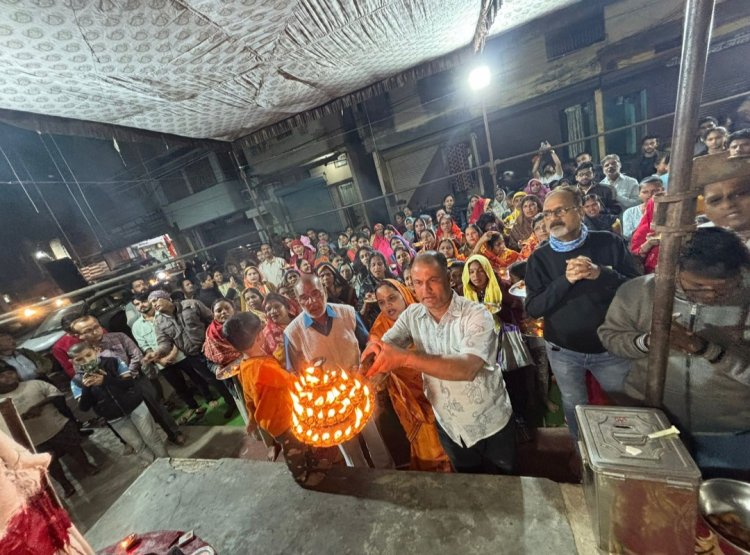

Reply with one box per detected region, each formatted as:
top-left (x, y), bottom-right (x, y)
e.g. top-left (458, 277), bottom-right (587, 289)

top-left (86, 458), bottom-right (585, 554)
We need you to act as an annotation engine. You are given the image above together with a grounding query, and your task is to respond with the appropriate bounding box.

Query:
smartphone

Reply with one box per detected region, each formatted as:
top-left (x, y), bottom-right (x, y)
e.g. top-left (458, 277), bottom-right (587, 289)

top-left (80, 360), bottom-right (100, 375)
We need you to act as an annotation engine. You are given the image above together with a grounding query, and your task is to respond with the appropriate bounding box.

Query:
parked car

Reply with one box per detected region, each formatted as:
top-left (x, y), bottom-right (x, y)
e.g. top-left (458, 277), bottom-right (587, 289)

top-left (19, 286), bottom-right (131, 354)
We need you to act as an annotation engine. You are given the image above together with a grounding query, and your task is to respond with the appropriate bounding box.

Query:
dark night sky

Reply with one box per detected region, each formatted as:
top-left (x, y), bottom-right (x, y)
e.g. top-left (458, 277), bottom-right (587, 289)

top-left (0, 121), bottom-right (190, 293)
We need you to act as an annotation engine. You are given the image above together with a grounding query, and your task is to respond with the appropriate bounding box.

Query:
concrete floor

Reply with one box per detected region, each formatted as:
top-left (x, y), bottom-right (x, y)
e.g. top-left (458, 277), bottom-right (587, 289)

top-left (86, 459), bottom-right (585, 554)
top-left (60, 425), bottom-right (248, 532)
top-left (60, 423), bottom-right (582, 537)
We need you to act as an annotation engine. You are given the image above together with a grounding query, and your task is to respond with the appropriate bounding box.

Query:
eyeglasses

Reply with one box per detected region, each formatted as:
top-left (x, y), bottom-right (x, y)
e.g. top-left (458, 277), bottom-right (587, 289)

top-left (298, 290), bottom-right (324, 304)
top-left (542, 206), bottom-right (578, 219)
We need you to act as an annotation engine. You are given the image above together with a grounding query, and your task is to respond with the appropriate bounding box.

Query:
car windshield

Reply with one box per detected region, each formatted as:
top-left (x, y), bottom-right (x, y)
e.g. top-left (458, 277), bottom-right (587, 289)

top-left (32, 304), bottom-right (84, 338)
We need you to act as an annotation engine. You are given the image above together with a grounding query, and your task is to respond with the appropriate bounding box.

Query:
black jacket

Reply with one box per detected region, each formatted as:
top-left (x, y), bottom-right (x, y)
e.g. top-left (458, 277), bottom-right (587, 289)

top-left (74, 356), bottom-right (142, 421)
top-left (196, 287), bottom-right (224, 309)
top-left (525, 231), bottom-right (641, 353)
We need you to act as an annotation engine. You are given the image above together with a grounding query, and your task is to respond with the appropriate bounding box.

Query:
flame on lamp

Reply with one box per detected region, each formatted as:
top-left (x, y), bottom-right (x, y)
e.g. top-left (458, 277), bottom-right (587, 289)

top-left (290, 364), bottom-right (374, 447)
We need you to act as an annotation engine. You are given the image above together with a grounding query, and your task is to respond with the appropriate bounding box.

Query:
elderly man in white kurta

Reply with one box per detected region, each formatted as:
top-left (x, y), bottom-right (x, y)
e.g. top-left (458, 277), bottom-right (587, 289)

top-left (284, 273), bottom-right (393, 468)
top-left (363, 252), bottom-right (516, 474)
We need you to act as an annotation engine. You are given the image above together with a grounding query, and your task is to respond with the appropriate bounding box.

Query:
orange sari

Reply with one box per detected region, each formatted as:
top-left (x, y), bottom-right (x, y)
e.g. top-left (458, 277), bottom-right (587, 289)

top-left (518, 234), bottom-right (540, 260)
top-left (370, 279), bottom-right (452, 473)
top-left (478, 244), bottom-right (520, 276)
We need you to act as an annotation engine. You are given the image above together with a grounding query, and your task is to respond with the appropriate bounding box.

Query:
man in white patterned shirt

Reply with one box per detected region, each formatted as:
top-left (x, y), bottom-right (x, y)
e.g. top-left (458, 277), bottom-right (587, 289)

top-left (363, 252), bottom-right (515, 474)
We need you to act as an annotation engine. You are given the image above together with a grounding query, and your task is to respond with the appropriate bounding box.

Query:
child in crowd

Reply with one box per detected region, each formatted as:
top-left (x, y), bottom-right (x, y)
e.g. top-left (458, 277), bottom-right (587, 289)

top-left (222, 311), bottom-right (331, 487)
top-left (68, 343), bottom-right (168, 464)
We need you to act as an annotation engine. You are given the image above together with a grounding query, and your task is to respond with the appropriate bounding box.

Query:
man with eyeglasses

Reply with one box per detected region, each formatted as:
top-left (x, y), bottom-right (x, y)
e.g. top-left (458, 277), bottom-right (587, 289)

top-left (575, 161), bottom-right (621, 215)
top-left (71, 314), bottom-right (187, 445)
top-left (599, 228), bottom-right (750, 476)
top-left (283, 273), bottom-right (394, 469)
top-left (525, 186), bottom-right (640, 440)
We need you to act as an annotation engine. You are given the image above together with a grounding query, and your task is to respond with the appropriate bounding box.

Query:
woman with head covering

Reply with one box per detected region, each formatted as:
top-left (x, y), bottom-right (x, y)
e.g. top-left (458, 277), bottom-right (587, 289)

top-left (503, 191), bottom-right (528, 227)
top-left (462, 254), bottom-right (504, 321)
top-left (241, 287), bottom-right (268, 323)
top-left (369, 279), bottom-right (453, 473)
top-left (472, 231), bottom-right (520, 279)
top-left (358, 251), bottom-right (396, 329)
top-left (436, 215), bottom-right (464, 245)
top-left (338, 261), bottom-right (355, 284)
top-left (243, 265), bottom-right (276, 296)
top-left (389, 235), bottom-right (416, 264)
top-left (260, 293), bottom-right (300, 366)
top-left (630, 197), bottom-right (659, 273)
top-left (314, 240), bottom-right (333, 265)
top-left (393, 247), bottom-right (413, 277)
top-left (203, 299), bottom-right (248, 422)
top-left (204, 299), bottom-right (242, 369)
top-left (523, 179), bottom-right (550, 202)
top-left (466, 194), bottom-right (481, 225)
top-left (468, 197), bottom-right (491, 225)
top-left (418, 229), bottom-right (437, 251)
top-left (316, 262), bottom-right (357, 308)
top-left (402, 216), bottom-right (417, 244)
top-left (508, 194), bottom-right (543, 251)
top-left (279, 269), bottom-right (301, 299)
top-left (437, 238), bottom-right (464, 262)
top-left (419, 214), bottom-right (434, 232)
top-left (413, 216), bottom-right (427, 241)
top-left (371, 223), bottom-right (395, 261)
top-left (519, 213), bottom-right (549, 260)
top-left (289, 239), bottom-right (315, 269)
top-left (490, 188), bottom-right (512, 221)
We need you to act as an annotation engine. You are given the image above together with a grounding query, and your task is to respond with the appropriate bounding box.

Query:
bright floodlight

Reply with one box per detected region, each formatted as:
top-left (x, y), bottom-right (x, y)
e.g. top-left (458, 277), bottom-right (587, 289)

top-left (468, 65), bottom-right (491, 91)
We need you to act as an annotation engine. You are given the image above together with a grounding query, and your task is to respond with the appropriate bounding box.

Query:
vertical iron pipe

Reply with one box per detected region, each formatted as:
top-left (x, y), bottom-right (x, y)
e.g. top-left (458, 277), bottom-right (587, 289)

top-left (482, 98), bottom-right (496, 197)
top-left (645, 0), bottom-right (716, 405)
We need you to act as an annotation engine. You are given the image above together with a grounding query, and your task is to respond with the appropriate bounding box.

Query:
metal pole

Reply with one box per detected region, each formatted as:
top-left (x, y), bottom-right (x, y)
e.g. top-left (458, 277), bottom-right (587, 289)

top-left (645, 0), bottom-right (716, 406)
top-left (481, 98), bottom-right (496, 197)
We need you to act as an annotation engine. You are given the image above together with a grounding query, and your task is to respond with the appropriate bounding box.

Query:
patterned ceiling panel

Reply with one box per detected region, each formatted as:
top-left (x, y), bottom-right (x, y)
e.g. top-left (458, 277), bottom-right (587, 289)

top-left (0, 0), bottom-right (575, 140)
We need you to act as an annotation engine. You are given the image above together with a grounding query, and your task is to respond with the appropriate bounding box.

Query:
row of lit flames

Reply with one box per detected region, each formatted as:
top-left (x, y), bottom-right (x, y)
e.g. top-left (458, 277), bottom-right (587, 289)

top-left (290, 367), bottom-right (374, 447)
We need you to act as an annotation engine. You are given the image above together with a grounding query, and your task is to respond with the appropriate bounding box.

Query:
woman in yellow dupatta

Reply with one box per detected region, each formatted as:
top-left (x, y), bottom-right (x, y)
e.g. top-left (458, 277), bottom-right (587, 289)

top-left (240, 287), bottom-right (268, 324)
top-left (503, 191), bottom-right (527, 227)
top-left (462, 254), bottom-right (503, 328)
top-left (370, 279), bottom-right (452, 473)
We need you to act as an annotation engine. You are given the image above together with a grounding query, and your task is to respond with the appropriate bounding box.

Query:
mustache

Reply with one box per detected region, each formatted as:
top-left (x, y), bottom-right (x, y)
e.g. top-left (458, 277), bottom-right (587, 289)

top-left (549, 221), bottom-right (565, 228)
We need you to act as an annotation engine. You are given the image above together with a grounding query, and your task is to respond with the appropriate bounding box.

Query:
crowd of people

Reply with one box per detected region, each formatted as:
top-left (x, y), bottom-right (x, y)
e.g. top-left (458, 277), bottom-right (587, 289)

top-left (1, 124), bottom-right (749, 499)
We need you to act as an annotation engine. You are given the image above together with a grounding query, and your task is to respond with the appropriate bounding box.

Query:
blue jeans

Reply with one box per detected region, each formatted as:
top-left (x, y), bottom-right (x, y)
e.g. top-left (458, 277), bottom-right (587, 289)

top-left (691, 431), bottom-right (750, 476)
top-left (545, 341), bottom-right (632, 439)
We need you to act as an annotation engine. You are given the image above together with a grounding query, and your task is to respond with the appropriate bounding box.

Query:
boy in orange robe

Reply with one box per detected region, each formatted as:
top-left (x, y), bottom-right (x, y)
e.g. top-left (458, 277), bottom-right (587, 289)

top-left (223, 312), bottom-right (330, 487)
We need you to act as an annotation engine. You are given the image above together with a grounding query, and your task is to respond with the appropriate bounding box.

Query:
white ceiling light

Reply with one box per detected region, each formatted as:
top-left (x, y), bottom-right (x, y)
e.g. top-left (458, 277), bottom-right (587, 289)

top-left (468, 65), bottom-right (491, 91)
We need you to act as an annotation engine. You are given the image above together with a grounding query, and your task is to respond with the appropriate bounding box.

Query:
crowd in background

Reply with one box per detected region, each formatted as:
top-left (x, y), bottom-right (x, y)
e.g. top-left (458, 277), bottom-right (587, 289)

top-left (1, 122), bottom-right (750, 498)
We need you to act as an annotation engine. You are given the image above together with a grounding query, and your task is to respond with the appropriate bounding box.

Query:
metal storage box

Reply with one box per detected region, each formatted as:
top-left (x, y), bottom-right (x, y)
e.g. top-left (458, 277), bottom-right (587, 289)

top-left (575, 405), bottom-right (701, 554)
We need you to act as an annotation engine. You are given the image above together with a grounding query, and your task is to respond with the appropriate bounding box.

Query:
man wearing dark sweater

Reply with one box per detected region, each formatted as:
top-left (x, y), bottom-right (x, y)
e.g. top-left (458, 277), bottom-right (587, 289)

top-left (525, 186), bottom-right (640, 439)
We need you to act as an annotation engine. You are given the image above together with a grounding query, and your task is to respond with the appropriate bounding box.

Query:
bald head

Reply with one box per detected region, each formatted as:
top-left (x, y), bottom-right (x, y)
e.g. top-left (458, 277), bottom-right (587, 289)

top-left (543, 185), bottom-right (582, 209)
top-left (295, 273), bottom-right (328, 318)
top-left (412, 251), bottom-right (449, 277)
